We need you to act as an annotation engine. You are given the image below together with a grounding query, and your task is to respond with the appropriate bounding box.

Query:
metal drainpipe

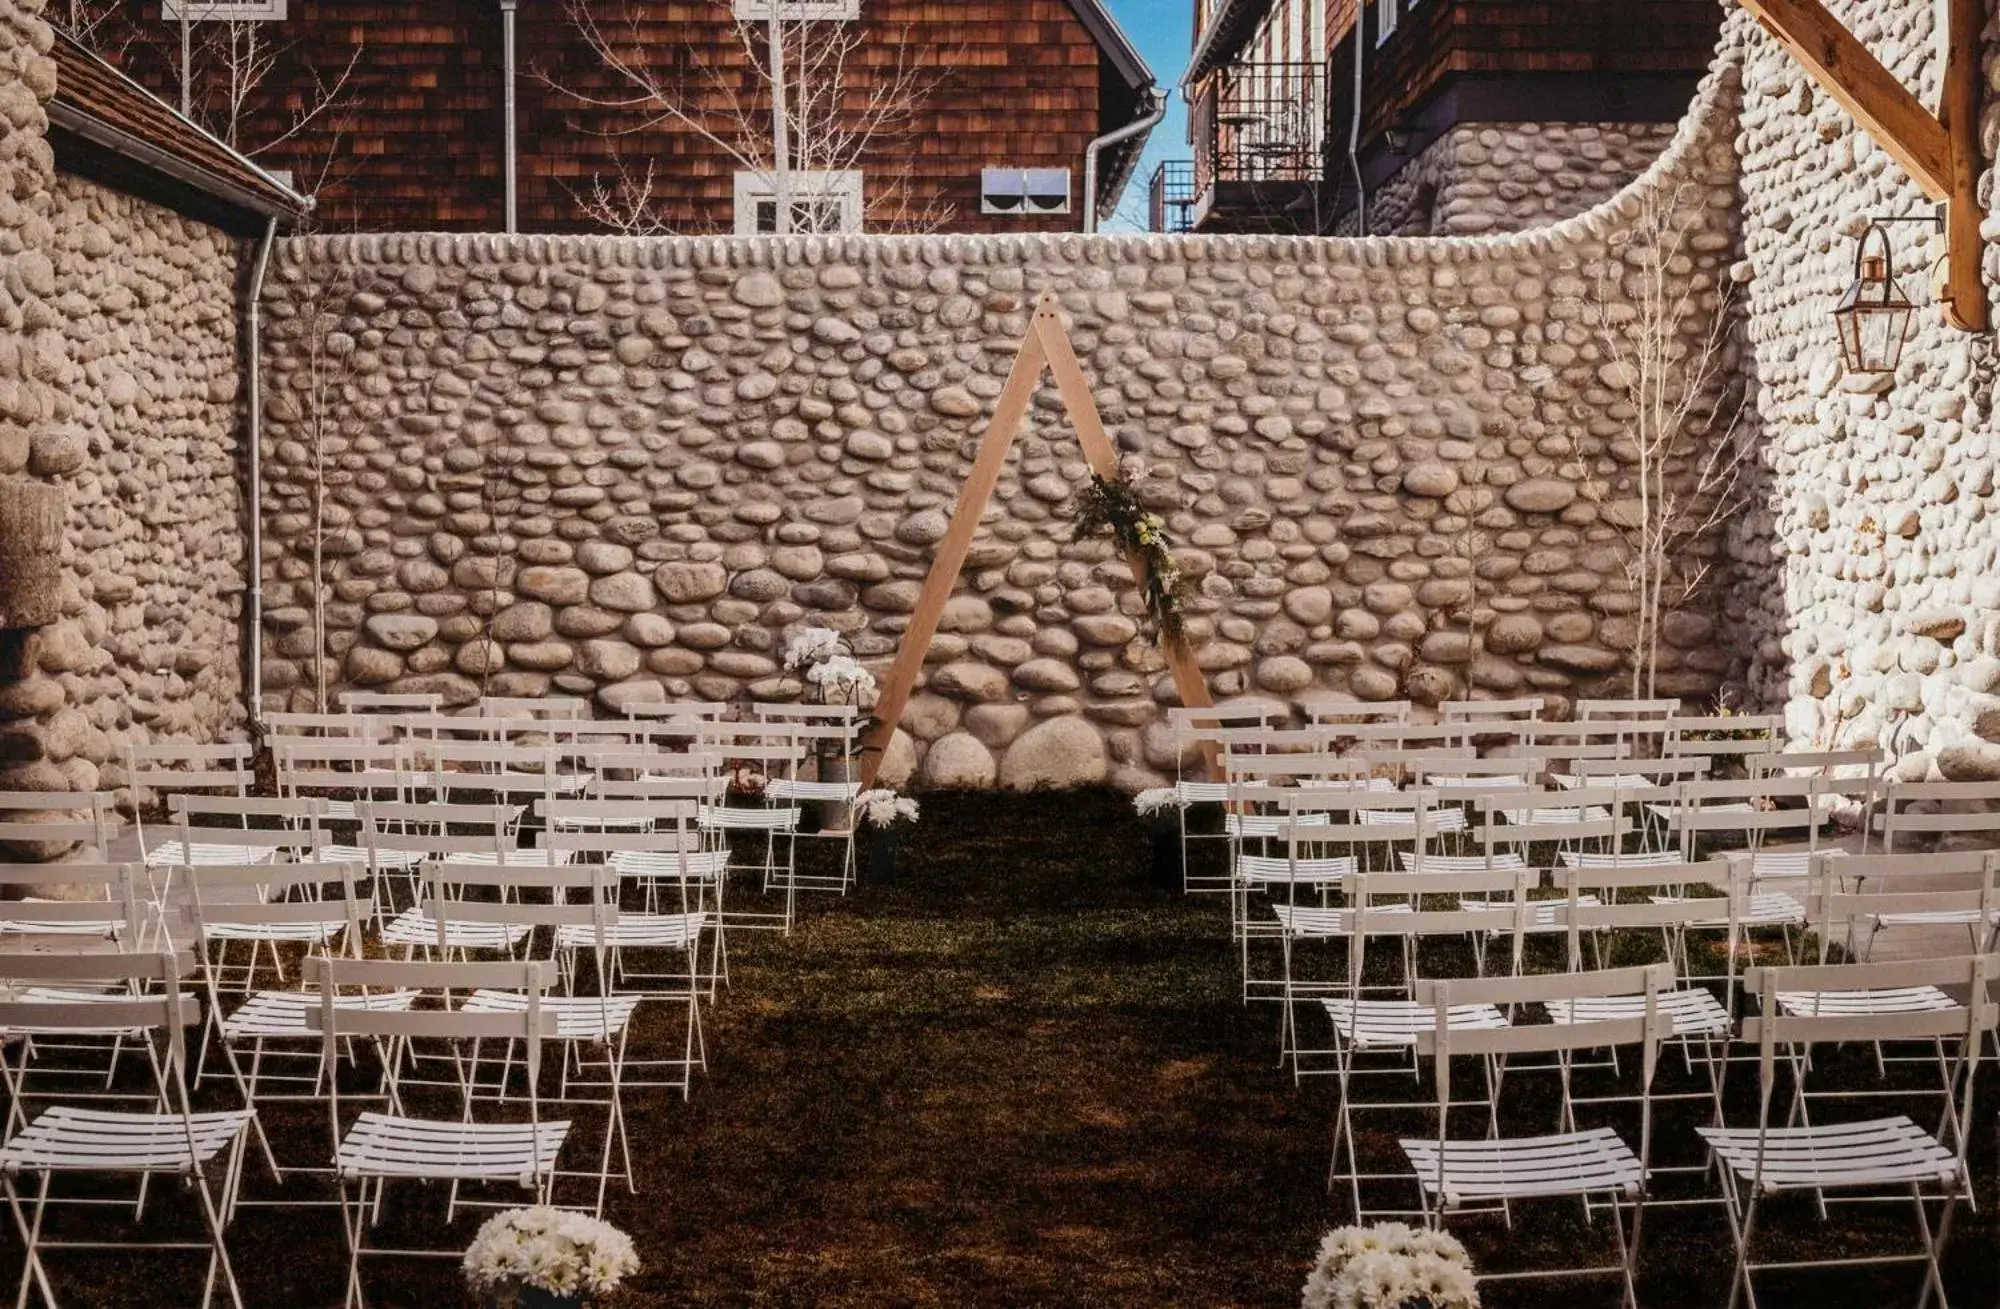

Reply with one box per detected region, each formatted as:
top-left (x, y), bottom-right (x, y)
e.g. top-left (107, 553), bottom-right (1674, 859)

top-left (245, 216), bottom-right (278, 730)
top-left (1347, 20), bottom-right (1367, 233)
top-left (1083, 89), bottom-right (1167, 234)
top-left (499, 0), bottom-right (519, 233)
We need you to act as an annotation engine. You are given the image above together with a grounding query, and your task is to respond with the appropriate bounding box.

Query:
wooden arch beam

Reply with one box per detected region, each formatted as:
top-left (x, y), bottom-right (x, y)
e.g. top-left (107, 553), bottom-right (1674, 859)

top-left (1736, 0), bottom-right (1988, 331)
top-left (856, 292), bottom-right (1219, 789)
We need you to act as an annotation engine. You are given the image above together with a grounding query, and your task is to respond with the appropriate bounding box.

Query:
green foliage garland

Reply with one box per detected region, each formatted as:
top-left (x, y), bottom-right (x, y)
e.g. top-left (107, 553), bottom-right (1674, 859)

top-left (1071, 474), bottom-right (1187, 642)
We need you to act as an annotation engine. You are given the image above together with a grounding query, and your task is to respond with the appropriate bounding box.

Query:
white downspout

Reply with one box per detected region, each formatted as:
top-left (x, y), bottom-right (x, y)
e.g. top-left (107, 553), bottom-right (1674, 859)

top-left (499, 0), bottom-right (519, 233)
top-left (245, 215), bottom-right (278, 729)
top-left (1083, 88), bottom-right (1167, 233)
top-left (1347, 17), bottom-right (1367, 233)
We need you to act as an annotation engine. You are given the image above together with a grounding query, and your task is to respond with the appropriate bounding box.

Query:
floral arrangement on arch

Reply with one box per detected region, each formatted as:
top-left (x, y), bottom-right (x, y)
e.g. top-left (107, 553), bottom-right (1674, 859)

top-left (1071, 473), bottom-right (1187, 642)
top-left (463, 1206), bottom-right (639, 1304)
top-left (1300, 1224), bottom-right (1479, 1309)
top-left (782, 626), bottom-right (879, 708)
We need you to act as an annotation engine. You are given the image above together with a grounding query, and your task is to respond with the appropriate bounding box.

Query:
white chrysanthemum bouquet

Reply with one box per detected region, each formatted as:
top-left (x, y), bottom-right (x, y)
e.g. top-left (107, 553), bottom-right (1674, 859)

top-left (1301, 1224), bottom-right (1478, 1309)
top-left (1133, 787), bottom-right (1188, 817)
top-left (464, 1207), bottom-right (639, 1304)
top-left (856, 787), bottom-right (919, 828)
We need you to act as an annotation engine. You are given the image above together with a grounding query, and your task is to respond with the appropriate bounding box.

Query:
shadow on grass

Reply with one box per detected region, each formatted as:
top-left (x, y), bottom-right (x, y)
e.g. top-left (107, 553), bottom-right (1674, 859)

top-left (4, 787), bottom-right (1994, 1307)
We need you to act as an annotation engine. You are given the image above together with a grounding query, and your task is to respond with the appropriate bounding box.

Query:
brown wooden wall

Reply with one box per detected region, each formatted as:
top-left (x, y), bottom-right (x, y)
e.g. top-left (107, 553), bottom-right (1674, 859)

top-left (1329, 0), bottom-right (1718, 141)
top-left (99, 0), bottom-right (1118, 234)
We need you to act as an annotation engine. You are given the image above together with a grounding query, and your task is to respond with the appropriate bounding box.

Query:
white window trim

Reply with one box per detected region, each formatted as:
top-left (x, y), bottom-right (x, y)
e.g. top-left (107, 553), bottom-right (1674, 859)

top-left (733, 169), bottom-right (865, 235)
top-left (1375, 0), bottom-right (1398, 45)
top-left (732, 0), bottom-right (860, 19)
top-left (162, 0), bottom-right (287, 19)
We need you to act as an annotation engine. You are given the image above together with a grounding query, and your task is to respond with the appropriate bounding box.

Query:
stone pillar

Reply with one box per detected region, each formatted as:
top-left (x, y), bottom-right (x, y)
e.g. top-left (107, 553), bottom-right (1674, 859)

top-left (0, 0), bottom-right (108, 825)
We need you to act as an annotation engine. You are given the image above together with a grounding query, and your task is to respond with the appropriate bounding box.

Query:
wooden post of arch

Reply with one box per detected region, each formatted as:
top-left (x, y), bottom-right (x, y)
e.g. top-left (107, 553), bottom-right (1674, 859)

top-left (856, 291), bottom-right (1219, 789)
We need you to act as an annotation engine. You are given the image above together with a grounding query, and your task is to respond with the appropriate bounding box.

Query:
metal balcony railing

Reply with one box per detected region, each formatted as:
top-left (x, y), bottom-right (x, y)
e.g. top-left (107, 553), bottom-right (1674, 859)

top-left (1190, 60), bottom-right (1326, 200)
top-left (1148, 161), bottom-right (1196, 234)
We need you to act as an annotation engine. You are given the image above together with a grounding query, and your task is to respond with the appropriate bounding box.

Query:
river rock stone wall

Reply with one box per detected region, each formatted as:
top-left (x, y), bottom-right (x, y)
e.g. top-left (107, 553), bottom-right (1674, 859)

top-left (1722, 0), bottom-right (2000, 780)
top-left (258, 66), bottom-right (1744, 791)
top-left (1348, 122), bottom-right (1683, 238)
top-left (49, 173), bottom-right (247, 774)
top-left (0, 0), bottom-right (106, 808)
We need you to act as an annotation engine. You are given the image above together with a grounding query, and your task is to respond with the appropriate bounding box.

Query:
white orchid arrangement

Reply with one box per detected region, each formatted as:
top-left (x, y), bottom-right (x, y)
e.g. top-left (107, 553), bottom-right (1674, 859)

top-left (856, 788), bottom-right (920, 828)
top-left (782, 626), bottom-right (843, 673)
top-left (1134, 787), bottom-right (1189, 817)
top-left (463, 1207), bottom-right (639, 1302)
top-left (784, 626), bottom-right (879, 708)
top-left (1301, 1224), bottom-right (1478, 1309)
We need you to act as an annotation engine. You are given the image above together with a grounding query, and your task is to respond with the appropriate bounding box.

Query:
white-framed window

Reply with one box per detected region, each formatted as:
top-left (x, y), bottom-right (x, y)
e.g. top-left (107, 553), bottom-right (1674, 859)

top-left (162, 0), bottom-right (287, 19)
top-left (1375, 0), bottom-right (1398, 45)
top-left (732, 0), bottom-right (860, 19)
top-left (980, 168), bottom-right (1071, 217)
top-left (733, 170), bottom-right (865, 235)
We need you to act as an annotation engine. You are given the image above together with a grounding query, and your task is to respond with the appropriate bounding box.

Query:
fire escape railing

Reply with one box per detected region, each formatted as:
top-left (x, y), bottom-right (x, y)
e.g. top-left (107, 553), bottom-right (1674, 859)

top-left (1190, 60), bottom-right (1326, 201)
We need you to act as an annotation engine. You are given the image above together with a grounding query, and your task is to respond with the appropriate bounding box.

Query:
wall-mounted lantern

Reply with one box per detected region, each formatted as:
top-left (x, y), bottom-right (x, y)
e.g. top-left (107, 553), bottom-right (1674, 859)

top-left (1833, 217), bottom-right (1931, 374)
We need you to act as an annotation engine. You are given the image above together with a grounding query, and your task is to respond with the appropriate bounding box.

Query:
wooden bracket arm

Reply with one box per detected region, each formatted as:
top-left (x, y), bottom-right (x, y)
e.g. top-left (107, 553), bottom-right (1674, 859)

top-left (1736, 0), bottom-right (1987, 332)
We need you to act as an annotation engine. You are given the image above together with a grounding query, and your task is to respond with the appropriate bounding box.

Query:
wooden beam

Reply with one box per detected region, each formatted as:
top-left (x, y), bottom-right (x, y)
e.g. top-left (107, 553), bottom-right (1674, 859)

top-left (857, 292), bottom-right (1224, 790)
top-left (1031, 296), bottom-right (1221, 782)
top-left (855, 327), bottom-right (1046, 790)
top-left (1736, 0), bottom-right (1952, 200)
top-left (1939, 0), bottom-right (1988, 330)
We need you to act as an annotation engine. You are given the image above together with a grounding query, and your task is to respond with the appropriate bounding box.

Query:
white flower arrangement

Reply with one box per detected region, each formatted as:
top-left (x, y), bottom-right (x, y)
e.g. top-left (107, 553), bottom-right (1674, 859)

top-left (463, 1207), bottom-right (639, 1302)
top-left (856, 788), bottom-right (919, 828)
top-left (782, 626), bottom-right (843, 674)
top-left (1133, 787), bottom-right (1188, 817)
top-left (1301, 1224), bottom-right (1478, 1309)
top-left (804, 653), bottom-right (879, 706)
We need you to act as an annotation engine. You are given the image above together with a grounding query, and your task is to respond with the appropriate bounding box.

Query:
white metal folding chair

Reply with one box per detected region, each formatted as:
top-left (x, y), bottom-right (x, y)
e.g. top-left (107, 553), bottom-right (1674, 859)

top-left (1400, 962), bottom-right (1674, 1307)
top-left (0, 950), bottom-right (256, 1309)
top-left (124, 742), bottom-right (253, 870)
top-left (305, 957), bottom-right (570, 1308)
top-left (1814, 849), bottom-right (2000, 960)
top-left (1701, 954), bottom-right (1996, 1309)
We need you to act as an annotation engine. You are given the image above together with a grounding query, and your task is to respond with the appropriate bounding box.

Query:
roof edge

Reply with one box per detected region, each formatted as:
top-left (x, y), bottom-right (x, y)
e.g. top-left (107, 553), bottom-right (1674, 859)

top-left (1066, 0), bottom-right (1154, 91)
top-left (51, 30), bottom-right (310, 223)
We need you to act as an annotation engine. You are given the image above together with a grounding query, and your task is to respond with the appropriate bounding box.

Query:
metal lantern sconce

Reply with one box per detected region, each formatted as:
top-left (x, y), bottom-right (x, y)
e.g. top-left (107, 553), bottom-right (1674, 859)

top-left (1833, 215), bottom-right (1937, 375)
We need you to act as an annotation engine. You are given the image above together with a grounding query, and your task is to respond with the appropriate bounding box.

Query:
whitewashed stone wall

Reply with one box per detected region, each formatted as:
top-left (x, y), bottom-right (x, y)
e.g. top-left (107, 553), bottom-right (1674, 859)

top-left (1351, 122), bottom-right (1681, 237)
top-left (259, 67), bottom-right (1744, 790)
top-left (1723, 0), bottom-right (2000, 780)
top-left (48, 173), bottom-right (247, 772)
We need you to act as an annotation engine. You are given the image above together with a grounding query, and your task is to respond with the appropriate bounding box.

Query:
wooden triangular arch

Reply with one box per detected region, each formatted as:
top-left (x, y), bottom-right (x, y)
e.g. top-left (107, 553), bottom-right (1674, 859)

top-left (857, 291), bottom-right (1219, 788)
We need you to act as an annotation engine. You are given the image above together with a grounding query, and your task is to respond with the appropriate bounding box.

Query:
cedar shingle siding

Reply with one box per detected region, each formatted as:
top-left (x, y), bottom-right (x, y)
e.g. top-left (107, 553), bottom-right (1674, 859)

top-left (102, 0), bottom-right (1132, 233)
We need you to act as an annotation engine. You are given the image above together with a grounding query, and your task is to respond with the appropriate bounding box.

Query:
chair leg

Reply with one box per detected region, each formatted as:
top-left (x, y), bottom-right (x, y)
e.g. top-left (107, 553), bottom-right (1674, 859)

top-left (6, 1172), bottom-right (56, 1309)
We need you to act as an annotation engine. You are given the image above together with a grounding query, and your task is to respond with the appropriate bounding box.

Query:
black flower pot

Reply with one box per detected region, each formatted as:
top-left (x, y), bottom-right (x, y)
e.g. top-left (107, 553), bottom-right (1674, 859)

top-left (866, 826), bottom-right (901, 881)
top-left (486, 1287), bottom-right (587, 1309)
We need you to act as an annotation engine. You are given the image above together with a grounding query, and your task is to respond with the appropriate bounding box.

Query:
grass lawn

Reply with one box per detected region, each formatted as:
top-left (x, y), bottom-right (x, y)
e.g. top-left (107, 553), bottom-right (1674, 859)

top-left (5, 788), bottom-right (1994, 1306)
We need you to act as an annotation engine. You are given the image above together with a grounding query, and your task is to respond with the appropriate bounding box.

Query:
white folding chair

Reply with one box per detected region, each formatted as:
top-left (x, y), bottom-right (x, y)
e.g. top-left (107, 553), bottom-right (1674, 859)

top-left (0, 950), bottom-right (255, 1309)
top-left (1400, 963), bottom-right (1674, 1306)
top-left (124, 742), bottom-right (253, 868)
top-left (1701, 954), bottom-right (1996, 1309)
top-left (305, 957), bottom-right (570, 1308)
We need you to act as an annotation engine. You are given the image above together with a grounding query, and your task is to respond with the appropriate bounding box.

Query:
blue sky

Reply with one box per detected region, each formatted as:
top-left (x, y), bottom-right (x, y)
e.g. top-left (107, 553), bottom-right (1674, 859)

top-left (1104, 0), bottom-right (1195, 231)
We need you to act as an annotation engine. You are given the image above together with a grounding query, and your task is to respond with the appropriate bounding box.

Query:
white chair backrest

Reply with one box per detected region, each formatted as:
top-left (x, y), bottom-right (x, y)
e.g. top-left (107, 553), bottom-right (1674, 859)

top-left (0, 861), bottom-right (145, 943)
top-left (1874, 778), bottom-right (2000, 851)
top-left (0, 791), bottom-right (119, 855)
top-left (1440, 697), bottom-right (1544, 721)
top-left (171, 794), bottom-right (328, 858)
top-left (622, 701), bottom-right (728, 721)
top-left (0, 949), bottom-right (202, 1072)
top-left (1306, 700), bottom-right (1413, 725)
top-left (1576, 699), bottom-right (1681, 720)
top-left (1662, 713), bottom-right (1782, 757)
top-left (124, 741), bottom-right (254, 794)
top-left (1413, 962), bottom-right (1676, 1098)
top-left (473, 696), bottom-right (588, 719)
top-left (339, 691), bottom-right (443, 713)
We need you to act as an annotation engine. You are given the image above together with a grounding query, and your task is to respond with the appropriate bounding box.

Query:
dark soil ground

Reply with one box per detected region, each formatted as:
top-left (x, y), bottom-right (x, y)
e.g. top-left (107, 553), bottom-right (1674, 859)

top-left (4, 788), bottom-right (1994, 1306)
